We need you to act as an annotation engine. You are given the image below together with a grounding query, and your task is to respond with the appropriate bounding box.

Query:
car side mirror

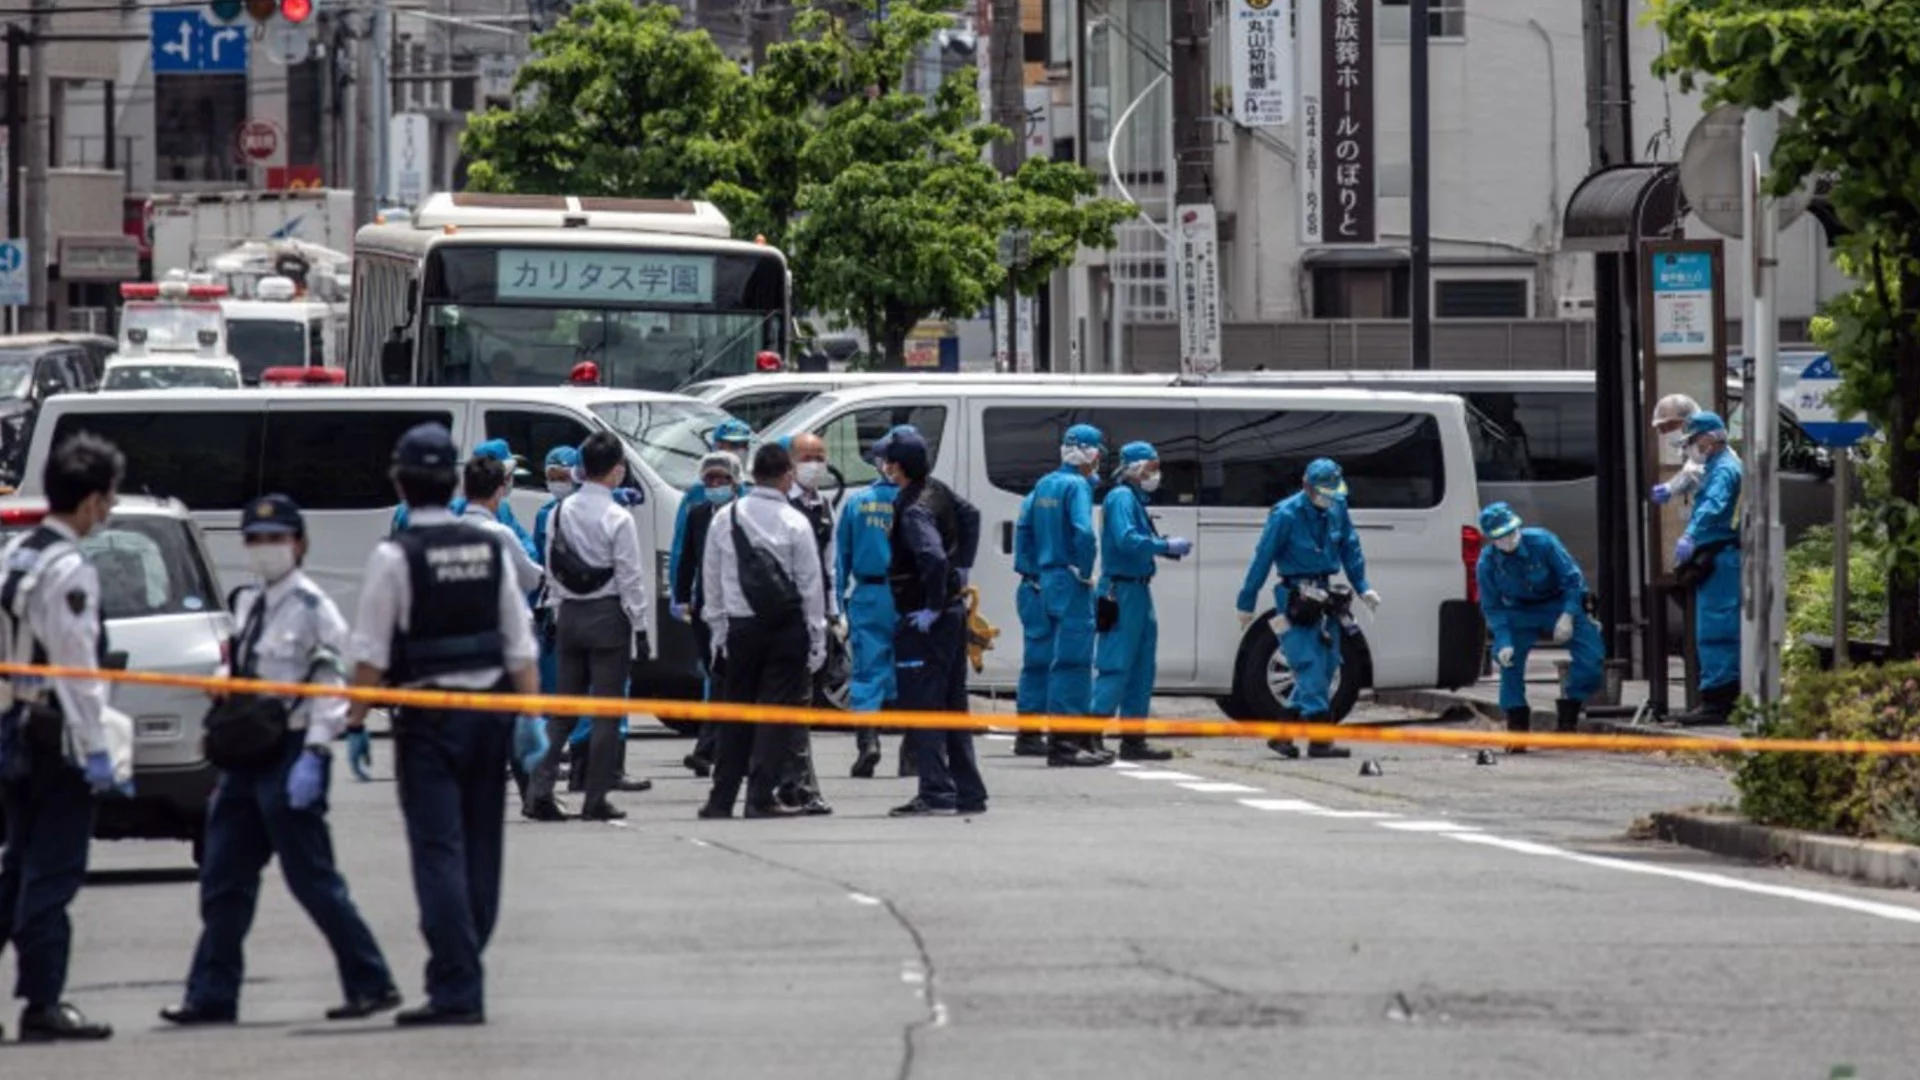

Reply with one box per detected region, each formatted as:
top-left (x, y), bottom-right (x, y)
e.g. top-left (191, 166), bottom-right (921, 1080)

top-left (380, 337), bottom-right (414, 385)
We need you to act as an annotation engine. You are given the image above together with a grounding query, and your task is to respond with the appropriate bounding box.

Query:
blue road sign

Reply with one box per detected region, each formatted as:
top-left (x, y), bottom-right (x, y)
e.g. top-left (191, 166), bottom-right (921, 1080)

top-left (1792, 353), bottom-right (1875, 448)
top-left (0, 240), bottom-right (28, 306)
top-left (151, 10), bottom-right (250, 74)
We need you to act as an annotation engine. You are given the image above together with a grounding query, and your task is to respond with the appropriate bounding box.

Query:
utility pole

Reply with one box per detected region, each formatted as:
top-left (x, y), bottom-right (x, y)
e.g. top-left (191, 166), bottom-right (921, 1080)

top-left (990, 0), bottom-right (1025, 373)
top-left (1408, 0), bottom-right (1431, 368)
top-left (372, 0), bottom-right (392, 209)
top-left (23, 0), bottom-right (49, 331)
top-left (351, 11), bottom-right (373, 226)
top-left (1168, 0), bottom-right (1210, 208)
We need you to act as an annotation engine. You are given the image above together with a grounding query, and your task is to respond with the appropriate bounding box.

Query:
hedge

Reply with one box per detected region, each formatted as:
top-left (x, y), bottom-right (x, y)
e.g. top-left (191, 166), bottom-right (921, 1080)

top-left (1737, 662), bottom-right (1920, 842)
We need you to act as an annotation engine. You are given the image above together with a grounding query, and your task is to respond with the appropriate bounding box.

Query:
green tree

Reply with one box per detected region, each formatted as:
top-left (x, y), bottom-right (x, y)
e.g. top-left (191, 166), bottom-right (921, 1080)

top-left (1651, 0), bottom-right (1920, 656)
top-left (460, 1), bottom-right (743, 200)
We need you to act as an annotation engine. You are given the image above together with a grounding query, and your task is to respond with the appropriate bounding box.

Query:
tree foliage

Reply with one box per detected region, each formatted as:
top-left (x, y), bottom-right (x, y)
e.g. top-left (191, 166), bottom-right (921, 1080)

top-left (1651, 0), bottom-right (1920, 656)
top-left (458, 0), bottom-right (1136, 367)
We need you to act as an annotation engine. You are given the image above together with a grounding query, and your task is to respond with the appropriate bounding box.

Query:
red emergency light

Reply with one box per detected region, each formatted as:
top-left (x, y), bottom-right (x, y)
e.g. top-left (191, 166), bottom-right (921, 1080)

top-left (568, 360), bottom-right (600, 386)
top-left (120, 282), bottom-right (161, 300)
top-left (186, 283), bottom-right (229, 300)
top-left (1461, 525), bottom-right (1483, 604)
top-left (260, 366), bottom-right (346, 386)
top-left (0, 504), bottom-right (49, 527)
top-left (754, 350), bottom-right (784, 372)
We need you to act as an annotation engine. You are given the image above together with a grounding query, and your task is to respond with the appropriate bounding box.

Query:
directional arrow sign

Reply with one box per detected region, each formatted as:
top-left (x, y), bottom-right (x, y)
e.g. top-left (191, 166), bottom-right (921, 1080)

top-left (1792, 353), bottom-right (1875, 448)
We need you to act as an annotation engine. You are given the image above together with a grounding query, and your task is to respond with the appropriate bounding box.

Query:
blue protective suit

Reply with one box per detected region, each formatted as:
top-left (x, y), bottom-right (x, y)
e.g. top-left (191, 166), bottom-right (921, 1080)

top-left (1686, 447), bottom-right (1744, 692)
top-left (1018, 465), bottom-right (1099, 716)
top-left (1235, 491), bottom-right (1371, 717)
top-left (837, 479), bottom-right (900, 712)
top-left (1012, 490), bottom-right (1046, 714)
top-left (1092, 480), bottom-right (1176, 720)
top-left (1476, 527), bottom-right (1604, 711)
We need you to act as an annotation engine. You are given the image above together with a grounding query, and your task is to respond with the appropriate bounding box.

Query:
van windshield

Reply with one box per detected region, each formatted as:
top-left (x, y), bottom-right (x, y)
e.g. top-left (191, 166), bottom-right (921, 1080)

top-left (226, 318), bottom-right (308, 383)
top-left (589, 399), bottom-right (735, 491)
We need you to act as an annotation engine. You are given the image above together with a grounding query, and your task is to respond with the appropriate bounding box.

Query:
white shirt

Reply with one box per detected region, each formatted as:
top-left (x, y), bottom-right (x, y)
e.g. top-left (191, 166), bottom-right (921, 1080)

top-left (545, 480), bottom-right (648, 626)
top-left (461, 504), bottom-right (545, 594)
top-left (348, 506), bottom-right (539, 689)
top-left (701, 486), bottom-right (826, 667)
top-left (232, 568), bottom-right (350, 747)
top-left (3, 518), bottom-right (108, 756)
top-left (791, 484), bottom-right (841, 619)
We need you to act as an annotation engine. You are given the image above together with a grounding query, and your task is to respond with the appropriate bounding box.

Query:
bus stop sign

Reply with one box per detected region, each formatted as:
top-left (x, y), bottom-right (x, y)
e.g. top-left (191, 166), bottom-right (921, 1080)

top-left (1793, 353), bottom-right (1874, 448)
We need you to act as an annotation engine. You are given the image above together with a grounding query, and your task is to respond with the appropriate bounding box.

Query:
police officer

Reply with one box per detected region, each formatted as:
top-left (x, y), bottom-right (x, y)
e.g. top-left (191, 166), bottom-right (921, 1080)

top-left (836, 436), bottom-right (899, 779)
top-left (881, 431), bottom-right (988, 817)
top-left (1016, 424), bottom-right (1107, 767)
top-left (346, 422), bottom-right (539, 1026)
top-left (0, 432), bottom-right (121, 1042)
top-left (1234, 458), bottom-right (1380, 760)
top-left (1474, 501), bottom-right (1605, 749)
top-left (1091, 443), bottom-right (1192, 762)
top-left (161, 495), bottom-right (401, 1026)
top-left (1673, 410), bottom-right (1743, 725)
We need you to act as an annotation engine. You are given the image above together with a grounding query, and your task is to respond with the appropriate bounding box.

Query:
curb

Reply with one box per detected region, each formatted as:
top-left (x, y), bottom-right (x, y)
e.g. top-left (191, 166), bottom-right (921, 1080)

top-left (1374, 688), bottom-right (1740, 743)
top-left (1651, 812), bottom-right (1920, 891)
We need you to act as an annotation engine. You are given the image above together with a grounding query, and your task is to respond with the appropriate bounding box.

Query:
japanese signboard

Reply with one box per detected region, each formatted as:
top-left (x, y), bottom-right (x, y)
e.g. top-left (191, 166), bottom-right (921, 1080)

top-left (992, 294), bottom-right (1034, 373)
top-left (494, 251), bottom-right (716, 306)
top-left (1229, 0), bottom-right (1292, 127)
top-left (1648, 249), bottom-right (1716, 357)
top-left (1299, 0), bottom-right (1374, 244)
top-left (1174, 203), bottom-right (1222, 375)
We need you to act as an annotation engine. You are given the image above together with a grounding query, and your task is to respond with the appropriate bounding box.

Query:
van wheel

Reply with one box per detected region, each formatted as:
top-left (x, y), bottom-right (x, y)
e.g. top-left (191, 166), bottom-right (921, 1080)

top-left (1214, 694), bottom-right (1257, 721)
top-left (1231, 616), bottom-right (1368, 724)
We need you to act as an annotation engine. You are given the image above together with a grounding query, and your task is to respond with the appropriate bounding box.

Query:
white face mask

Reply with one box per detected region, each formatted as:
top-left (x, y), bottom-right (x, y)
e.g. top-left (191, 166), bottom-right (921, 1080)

top-left (705, 484), bottom-right (736, 505)
top-left (1309, 491), bottom-right (1333, 510)
top-left (547, 479), bottom-right (574, 499)
top-left (1493, 532), bottom-right (1522, 554)
top-left (1062, 445), bottom-right (1099, 468)
top-left (1686, 442), bottom-right (1712, 465)
top-left (796, 460), bottom-right (830, 489)
top-left (1139, 472), bottom-right (1162, 493)
top-left (246, 543), bottom-right (296, 582)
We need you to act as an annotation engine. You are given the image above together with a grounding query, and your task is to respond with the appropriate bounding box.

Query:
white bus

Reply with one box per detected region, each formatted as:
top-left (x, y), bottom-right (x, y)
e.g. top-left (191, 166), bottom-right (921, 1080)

top-left (349, 193), bottom-right (792, 392)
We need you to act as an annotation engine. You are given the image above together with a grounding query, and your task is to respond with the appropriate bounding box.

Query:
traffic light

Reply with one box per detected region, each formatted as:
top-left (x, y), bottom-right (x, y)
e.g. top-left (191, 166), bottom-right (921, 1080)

top-left (245, 0), bottom-right (275, 20)
top-left (281, 0), bottom-right (312, 23)
top-left (210, 0), bottom-right (243, 21)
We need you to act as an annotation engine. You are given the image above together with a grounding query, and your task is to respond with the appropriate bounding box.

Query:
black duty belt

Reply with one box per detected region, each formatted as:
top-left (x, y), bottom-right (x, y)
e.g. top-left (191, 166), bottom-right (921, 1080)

top-left (856, 575), bottom-right (889, 586)
top-left (1108, 575), bottom-right (1151, 584)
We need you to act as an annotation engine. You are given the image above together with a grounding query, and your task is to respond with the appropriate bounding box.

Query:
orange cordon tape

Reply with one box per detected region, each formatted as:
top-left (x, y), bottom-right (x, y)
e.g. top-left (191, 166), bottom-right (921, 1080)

top-left (2, 659), bottom-right (1913, 755)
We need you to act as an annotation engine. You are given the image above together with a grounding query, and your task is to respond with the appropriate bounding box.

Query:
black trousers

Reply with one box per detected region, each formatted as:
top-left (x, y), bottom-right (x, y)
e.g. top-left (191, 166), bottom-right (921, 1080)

top-left (530, 597), bottom-right (630, 811)
top-left (706, 616), bottom-right (812, 813)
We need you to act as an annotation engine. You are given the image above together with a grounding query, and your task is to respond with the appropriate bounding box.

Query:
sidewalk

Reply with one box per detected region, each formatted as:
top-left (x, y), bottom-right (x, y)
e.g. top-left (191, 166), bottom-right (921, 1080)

top-left (1374, 650), bottom-right (1741, 739)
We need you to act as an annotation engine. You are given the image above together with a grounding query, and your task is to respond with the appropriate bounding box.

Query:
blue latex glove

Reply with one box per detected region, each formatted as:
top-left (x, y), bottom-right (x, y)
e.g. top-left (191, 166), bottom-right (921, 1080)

top-left (514, 716), bottom-right (550, 775)
top-left (670, 601), bottom-right (690, 623)
top-left (1164, 536), bottom-right (1193, 558)
top-left (613, 488), bottom-right (642, 508)
top-left (907, 609), bottom-right (939, 633)
top-left (287, 749), bottom-right (326, 810)
top-left (1650, 483), bottom-right (1672, 505)
top-left (955, 568), bottom-right (969, 590)
top-left (83, 751), bottom-right (115, 794)
top-left (347, 729), bottom-right (373, 781)
top-left (1674, 534), bottom-right (1696, 564)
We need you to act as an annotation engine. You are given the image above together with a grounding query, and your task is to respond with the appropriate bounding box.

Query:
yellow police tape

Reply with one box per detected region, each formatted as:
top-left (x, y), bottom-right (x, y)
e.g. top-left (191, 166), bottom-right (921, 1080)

top-left (2, 658), bottom-right (1912, 756)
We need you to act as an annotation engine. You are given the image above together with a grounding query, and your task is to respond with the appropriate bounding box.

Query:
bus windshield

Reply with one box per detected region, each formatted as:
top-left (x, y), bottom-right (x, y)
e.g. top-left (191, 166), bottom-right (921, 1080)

top-left (589, 399), bottom-right (735, 491)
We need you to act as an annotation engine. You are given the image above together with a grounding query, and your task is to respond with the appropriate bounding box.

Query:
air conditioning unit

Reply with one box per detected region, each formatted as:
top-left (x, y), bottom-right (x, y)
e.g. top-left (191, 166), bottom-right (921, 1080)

top-left (1558, 295), bottom-right (1596, 320)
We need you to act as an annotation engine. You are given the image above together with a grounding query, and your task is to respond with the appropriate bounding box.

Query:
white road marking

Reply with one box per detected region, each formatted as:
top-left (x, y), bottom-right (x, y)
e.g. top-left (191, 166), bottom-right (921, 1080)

top-left (1307, 809), bottom-right (1401, 820)
top-left (986, 734), bottom-right (1014, 741)
top-left (1120, 770), bottom-right (1203, 781)
top-left (1109, 760), bottom-right (1141, 769)
top-left (1239, 798), bottom-right (1328, 813)
top-left (1176, 781), bottom-right (1263, 794)
top-left (1377, 820), bottom-right (1480, 833)
top-left (1444, 831), bottom-right (1920, 925)
top-left (848, 892), bottom-right (883, 906)
top-left (687, 838), bottom-right (710, 848)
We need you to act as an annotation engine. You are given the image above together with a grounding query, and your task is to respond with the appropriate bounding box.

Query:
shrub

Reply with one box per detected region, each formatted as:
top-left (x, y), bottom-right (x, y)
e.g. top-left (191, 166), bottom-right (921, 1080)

top-left (1736, 662), bottom-right (1920, 841)
top-left (1782, 524), bottom-right (1889, 675)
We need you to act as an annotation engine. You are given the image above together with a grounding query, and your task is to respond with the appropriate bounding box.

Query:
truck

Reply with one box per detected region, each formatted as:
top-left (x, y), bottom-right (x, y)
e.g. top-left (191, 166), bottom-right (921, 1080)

top-left (147, 189), bottom-right (355, 284)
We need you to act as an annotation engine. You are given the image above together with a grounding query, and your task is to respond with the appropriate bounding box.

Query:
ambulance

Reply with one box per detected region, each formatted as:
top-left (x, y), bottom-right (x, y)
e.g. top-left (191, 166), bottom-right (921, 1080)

top-left (219, 273), bottom-right (348, 386)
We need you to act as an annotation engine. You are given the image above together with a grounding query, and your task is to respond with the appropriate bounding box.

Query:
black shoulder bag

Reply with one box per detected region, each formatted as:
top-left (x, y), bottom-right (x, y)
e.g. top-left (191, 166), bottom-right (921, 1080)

top-left (730, 503), bottom-right (804, 622)
top-left (548, 495), bottom-right (616, 595)
top-left (202, 591), bottom-right (306, 771)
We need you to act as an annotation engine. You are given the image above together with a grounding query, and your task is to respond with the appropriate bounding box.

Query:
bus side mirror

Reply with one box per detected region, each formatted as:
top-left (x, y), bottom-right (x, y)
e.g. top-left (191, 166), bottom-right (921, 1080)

top-left (380, 339), bottom-right (414, 385)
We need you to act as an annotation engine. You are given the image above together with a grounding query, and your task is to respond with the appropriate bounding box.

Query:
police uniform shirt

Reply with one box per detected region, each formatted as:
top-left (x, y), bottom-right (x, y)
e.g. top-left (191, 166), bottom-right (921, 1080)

top-left (1, 519), bottom-right (108, 755)
top-left (460, 504), bottom-right (546, 595)
top-left (546, 480), bottom-right (648, 627)
top-left (233, 568), bottom-right (352, 747)
top-left (349, 507), bottom-right (539, 689)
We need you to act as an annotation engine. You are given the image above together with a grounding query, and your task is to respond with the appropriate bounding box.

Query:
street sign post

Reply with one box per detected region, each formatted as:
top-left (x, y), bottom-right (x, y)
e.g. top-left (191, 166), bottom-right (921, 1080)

top-left (0, 239), bottom-right (29, 307)
top-left (151, 10), bottom-right (250, 75)
top-left (388, 112), bottom-right (430, 209)
top-left (1789, 352), bottom-right (1875, 671)
top-left (234, 118), bottom-right (283, 165)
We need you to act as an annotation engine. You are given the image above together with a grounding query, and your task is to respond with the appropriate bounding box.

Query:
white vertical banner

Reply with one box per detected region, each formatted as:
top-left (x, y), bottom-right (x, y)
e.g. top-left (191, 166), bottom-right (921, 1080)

top-left (388, 112), bottom-right (431, 208)
top-left (1024, 85), bottom-right (1053, 159)
top-left (1296, 0), bottom-right (1323, 243)
top-left (1230, 0), bottom-right (1293, 127)
top-left (1174, 203), bottom-right (1222, 375)
top-left (993, 295), bottom-right (1035, 373)
top-left (0, 130), bottom-right (9, 239)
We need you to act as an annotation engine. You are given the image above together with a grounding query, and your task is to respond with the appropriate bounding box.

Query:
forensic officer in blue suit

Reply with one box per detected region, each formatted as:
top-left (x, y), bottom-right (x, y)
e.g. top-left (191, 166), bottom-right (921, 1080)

top-left (1016, 423), bottom-right (1108, 767)
top-left (347, 423), bottom-right (539, 1026)
top-left (1234, 458), bottom-right (1380, 760)
top-left (1474, 501), bottom-right (1604, 747)
top-left (1090, 443), bottom-right (1192, 762)
top-left (161, 494), bottom-right (401, 1026)
top-left (1673, 410), bottom-right (1743, 725)
top-left (837, 436), bottom-right (900, 779)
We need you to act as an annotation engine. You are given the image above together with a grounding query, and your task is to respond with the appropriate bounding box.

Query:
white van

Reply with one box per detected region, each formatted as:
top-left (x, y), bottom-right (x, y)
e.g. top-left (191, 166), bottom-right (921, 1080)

top-left (221, 275), bottom-right (349, 386)
top-left (766, 383), bottom-right (1487, 720)
top-left (19, 386), bottom-right (737, 726)
top-left (685, 372), bottom-right (1176, 433)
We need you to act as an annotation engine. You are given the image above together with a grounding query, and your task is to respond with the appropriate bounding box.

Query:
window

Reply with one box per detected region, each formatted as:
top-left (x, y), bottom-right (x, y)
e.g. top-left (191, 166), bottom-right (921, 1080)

top-left (308, 319), bottom-right (327, 368)
top-left (1311, 265), bottom-right (1409, 318)
top-left (153, 74), bottom-right (249, 183)
top-left (80, 517), bottom-right (218, 620)
top-left (1436, 278), bottom-right (1529, 319)
top-left (815, 405), bottom-right (948, 488)
top-left (33, 355), bottom-right (74, 397)
top-left (261, 409), bottom-right (454, 510)
top-left (1462, 391), bottom-right (1595, 483)
top-left (51, 411), bottom-right (263, 510)
top-left (227, 319), bottom-right (309, 384)
top-left (484, 409), bottom-right (595, 490)
top-left (1380, 0), bottom-right (1466, 40)
top-left (722, 390), bottom-right (817, 433)
top-left (1198, 410), bottom-right (1445, 509)
top-left (980, 405), bottom-right (1201, 504)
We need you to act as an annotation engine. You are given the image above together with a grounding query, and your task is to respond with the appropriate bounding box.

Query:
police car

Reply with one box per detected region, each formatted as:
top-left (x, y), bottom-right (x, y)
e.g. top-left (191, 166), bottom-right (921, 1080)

top-left (0, 495), bottom-right (231, 863)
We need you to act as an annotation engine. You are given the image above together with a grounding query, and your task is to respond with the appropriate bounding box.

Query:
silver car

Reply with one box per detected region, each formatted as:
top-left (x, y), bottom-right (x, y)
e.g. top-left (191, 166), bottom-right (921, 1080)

top-left (0, 494), bottom-right (231, 863)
